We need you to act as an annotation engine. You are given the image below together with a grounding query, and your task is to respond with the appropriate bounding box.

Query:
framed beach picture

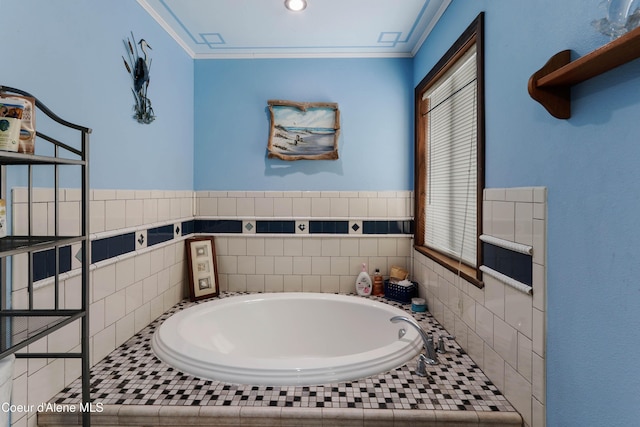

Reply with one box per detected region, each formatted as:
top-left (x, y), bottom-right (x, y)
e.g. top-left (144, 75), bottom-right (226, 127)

top-left (186, 237), bottom-right (219, 301)
top-left (267, 100), bottom-right (340, 160)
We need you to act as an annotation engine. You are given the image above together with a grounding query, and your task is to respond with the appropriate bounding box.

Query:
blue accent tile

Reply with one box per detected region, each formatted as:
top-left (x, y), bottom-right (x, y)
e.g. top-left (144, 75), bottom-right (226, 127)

top-left (92, 233), bottom-right (135, 264)
top-left (181, 220), bottom-right (194, 235)
top-left (33, 246), bottom-right (72, 281)
top-left (147, 225), bottom-right (174, 246)
top-left (92, 238), bottom-right (109, 263)
top-left (482, 242), bottom-right (533, 286)
top-left (363, 221), bottom-right (388, 234)
top-left (109, 233), bottom-right (132, 258)
top-left (256, 220), bottom-right (295, 233)
top-left (362, 220), bottom-right (413, 235)
top-left (389, 221), bottom-right (403, 234)
top-left (195, 220), bottom-right (243, 233)
top-left (309, 221), bottom-right (349, 234)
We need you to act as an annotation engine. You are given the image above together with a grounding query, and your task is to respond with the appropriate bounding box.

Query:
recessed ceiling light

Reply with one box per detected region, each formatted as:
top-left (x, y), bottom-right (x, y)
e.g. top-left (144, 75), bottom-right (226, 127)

top-left (284, 0), bottom-right (307, 12)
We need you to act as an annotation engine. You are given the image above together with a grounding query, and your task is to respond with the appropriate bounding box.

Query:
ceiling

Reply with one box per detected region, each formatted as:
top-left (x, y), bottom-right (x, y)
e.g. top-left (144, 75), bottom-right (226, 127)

top-left (137, 0), bottom-right (451, 59)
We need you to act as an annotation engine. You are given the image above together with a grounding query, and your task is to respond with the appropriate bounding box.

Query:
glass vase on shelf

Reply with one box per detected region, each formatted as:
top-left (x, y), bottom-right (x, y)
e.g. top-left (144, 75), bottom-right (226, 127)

top-left (593, 0), bottom-right (640, 39)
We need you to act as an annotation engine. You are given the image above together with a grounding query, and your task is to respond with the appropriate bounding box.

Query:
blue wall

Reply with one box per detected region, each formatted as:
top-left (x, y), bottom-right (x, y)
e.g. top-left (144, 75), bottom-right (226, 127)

top-left (414, 1), bottom-right (640, 426)
top-left (194, 58), bottom-right (413, 191)
top-left (0, 0), bottom-right (194, 190)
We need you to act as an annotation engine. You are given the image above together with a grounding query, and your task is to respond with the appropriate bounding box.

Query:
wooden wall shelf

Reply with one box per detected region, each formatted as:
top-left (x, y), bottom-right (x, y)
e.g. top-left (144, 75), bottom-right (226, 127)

top-left (528, 25), bottom-right (640, 119)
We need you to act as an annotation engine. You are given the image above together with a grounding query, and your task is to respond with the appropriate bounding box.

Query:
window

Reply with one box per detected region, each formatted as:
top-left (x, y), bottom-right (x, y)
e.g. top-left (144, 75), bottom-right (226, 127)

top-left (414, 13), bottom-right (485, 287)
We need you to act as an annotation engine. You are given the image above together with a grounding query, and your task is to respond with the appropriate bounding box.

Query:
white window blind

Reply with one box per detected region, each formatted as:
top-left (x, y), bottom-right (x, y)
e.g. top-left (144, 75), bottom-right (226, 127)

top-left (422, 45), bottom-right (478, 266)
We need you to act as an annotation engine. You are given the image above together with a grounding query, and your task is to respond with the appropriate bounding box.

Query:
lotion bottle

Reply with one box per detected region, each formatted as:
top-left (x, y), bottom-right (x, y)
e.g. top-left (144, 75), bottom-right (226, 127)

top-left (372, 268), bottom-right (384, 296)
top-left (355, 263), bottom-right (372, 296)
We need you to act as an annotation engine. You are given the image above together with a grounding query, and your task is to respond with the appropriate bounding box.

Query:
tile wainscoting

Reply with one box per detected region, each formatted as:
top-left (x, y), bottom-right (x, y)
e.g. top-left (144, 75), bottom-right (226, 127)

top-left (413, 187), bottom-right (547, 427)
top-left (8, 189), bottom-right (414, 427)
top-left (194, 191), bottom-right (415, 294)
top-left (8, 187), bottom-right (544, 427)
top-left (9, 189), bottom-right (191, 427)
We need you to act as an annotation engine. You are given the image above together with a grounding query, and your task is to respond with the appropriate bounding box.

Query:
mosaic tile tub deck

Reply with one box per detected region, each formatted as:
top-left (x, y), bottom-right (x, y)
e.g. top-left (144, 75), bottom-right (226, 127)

top-left (40, 293), bottom-right (523, 427)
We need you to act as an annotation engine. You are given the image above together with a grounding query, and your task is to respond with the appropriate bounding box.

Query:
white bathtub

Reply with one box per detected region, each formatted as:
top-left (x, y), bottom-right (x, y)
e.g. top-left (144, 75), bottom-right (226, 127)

top-left (152, 293), bottom-right (423, 386)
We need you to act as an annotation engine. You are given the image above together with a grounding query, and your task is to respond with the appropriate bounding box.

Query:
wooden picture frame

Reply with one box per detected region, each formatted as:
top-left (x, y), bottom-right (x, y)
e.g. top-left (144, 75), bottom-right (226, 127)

top-left (267, 99), bottom-right (340, 160)
top-left (186, 237), bottom-right (219, 301)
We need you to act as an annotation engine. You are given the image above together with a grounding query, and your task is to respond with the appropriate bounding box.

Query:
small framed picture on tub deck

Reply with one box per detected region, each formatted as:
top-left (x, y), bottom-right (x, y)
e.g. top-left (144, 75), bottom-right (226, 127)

top-left (186, 237), bottom-right (219, 301)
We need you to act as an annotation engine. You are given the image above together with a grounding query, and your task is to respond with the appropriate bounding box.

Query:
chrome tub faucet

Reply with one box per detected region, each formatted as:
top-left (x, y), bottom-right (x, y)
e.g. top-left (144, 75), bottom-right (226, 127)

top-left (390, 315), bottom-right (438, 377)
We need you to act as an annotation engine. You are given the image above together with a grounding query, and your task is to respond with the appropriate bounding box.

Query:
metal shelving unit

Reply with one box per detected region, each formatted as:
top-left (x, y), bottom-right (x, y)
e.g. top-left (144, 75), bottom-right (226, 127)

top-left (0, 85), bottom-right (91, 426)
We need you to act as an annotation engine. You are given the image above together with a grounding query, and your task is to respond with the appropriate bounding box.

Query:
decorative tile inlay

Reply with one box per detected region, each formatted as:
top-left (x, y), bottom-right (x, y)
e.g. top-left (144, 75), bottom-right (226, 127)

top-left (136, 230), bottom-right (147, 250)
top-left (350, 220), bottom-right (363, 234)
top-left (295, 220), bottom-right (309, 234)
top-left (243, 220), bottom-right (256, 234)
top-left (51, 293), bottom-right (516, 416)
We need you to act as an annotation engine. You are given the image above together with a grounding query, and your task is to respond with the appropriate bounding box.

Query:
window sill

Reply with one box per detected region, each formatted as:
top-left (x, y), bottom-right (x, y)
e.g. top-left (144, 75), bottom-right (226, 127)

top-left (414, 245), bottom-right (484, 289)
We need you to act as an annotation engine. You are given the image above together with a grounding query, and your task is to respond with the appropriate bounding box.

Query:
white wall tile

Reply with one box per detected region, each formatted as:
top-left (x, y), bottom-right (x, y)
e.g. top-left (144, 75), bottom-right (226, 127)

top-left (475, 303), bottom-right (494, 346)
top-left (283, 275), bottom-right (303, 292)
top-left (92, 324), bottom-right (115, 365)
top-left (246, 275), bottom-right (264, 292)
top-left (292, 198), bottom-right (311, 217)
top-left (255, 197), bottom-right (274, 217)
top-left (331, 257), bottom-right (350, 276)
top-left (293, 257), bottom-right (312, 275)
top-left (482, 345), bottom-right (504, 390)
top-left (302, 239), bottom-right (322, 256)
top-left (237, 198), bottom-right (255, 217)
top-left (273, 198), bottom-right (293, 217)
top-left (105, 200), bottom-right (126, 231)
top-left (505, 286), bottom-right (533, 339)
top-left (515, 202), bottom-right (534, 246)
top-left (218, 198), bottom-right (237, 216)
top-left (105, 289), bottom-right (126, 327)
top-left (493, 317), bottom-right (518, 367)
top-left (283, 239), bottom-right (302, 256)
top-left (491, 201), bottom-right (515, 241)
top-left (228, 238), bottom-right (247, 256)
top-left (142, 275), bottom-right (158, 303)
top-left (330, 197), bottom-right (349, 217)
top-left (92, 264), bottom-right (116, 302)
top-left (320, 239), bottom-right (340, 256)
top-left (264, 275), bottom-right (284, 292)
top-left (265, 238), bottom-right (284, 256)
top-left (27, 359), bottom-right (64, 412)
top-left (505, 363), bottom-right (532, 427)
top-left (116, 257), bottom-right (136, 291)
top-left (125, 281), bottom-right (143, 315)
top-left (349, 198), bottom-right (368, 217)
top-left (302, 275), bottom-right (321, 292)
top-left (134, 303), bottom-right (151, 333)
top-left (358, 239), bottom-right (378, 256)
top-left (417, 186), bottom-right (546, 427)
top-left (274, 256), bottom-right (293, 275)
top-left (143, 199), bottom-right (158, 224)
top-left (125, 199), bottom-right (144, 227)
top-left (483, 275), bottom-right (505, 319)
top-left (58, 201), bottom-right (80, 235)
top-left (518, 332), bottom-right (533, 382)
top-left (238, 256), bottom-right (256, 274)
top-left (311, 197), bottom-right (330, 217)
top-left (255, 256), bottom-right (274, 274)
top-left (311, 256), bottom-right (330, 275)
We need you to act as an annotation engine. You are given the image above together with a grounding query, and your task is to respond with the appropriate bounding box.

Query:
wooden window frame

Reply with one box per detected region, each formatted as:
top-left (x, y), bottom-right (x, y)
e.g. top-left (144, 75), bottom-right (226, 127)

top-left (414, 13), bottom-right (485, 288)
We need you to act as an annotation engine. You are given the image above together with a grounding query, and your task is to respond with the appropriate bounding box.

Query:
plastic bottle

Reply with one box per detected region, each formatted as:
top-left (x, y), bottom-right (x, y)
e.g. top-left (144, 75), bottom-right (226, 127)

top-left (355, 263), bottom-right (372, 296)
top-left (372, 268), bottom-right (384, 296)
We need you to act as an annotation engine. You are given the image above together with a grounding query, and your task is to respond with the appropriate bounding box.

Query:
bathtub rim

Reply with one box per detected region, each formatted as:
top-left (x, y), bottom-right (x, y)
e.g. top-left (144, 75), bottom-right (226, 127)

top-left (151, 292), bottom-right (424, 386)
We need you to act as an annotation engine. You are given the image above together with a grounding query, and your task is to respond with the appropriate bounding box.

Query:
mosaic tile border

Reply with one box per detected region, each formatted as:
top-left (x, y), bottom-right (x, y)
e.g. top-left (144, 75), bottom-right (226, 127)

top-left (48, 293), bottom-right (520, 425)
top-left (35, 219), bottom-right (413, 282)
